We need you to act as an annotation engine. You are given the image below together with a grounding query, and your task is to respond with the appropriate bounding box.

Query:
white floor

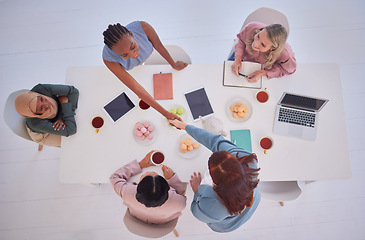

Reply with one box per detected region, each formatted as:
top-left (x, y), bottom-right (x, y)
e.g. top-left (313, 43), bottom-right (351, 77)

top-left (1, 0), bottom-right (365, 239)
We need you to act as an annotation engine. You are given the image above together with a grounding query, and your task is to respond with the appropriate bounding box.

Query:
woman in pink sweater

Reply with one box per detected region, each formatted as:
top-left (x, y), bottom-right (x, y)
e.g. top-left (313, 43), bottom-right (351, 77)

top-left (231, 21), bottom-right (296, 82)
top-left (110, 151), bottom-right (187, 224)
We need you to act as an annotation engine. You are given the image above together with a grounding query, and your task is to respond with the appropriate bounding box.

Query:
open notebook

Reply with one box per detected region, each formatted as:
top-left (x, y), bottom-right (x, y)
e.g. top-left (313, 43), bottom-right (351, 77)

top-left (223, 60), bottom-right (262, 89)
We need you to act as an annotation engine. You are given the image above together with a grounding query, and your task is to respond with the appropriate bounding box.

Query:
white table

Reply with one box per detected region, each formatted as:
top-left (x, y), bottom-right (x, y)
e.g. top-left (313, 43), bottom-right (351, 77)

top-left (60, 63), bottom-right (351, 183)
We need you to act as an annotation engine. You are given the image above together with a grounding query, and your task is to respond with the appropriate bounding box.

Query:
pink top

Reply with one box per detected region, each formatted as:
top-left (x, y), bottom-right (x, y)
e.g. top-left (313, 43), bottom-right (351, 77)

top-left (110, 160), bottom-right (187, 224)
top-left (235, 22), bottom-right (297, 79)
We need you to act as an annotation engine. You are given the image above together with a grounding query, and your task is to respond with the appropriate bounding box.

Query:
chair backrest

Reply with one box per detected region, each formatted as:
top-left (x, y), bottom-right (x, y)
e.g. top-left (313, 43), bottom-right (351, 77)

top-left (144, 45), bottom-right (192, 65)
top-left (259, 181), bottom-right (302, 202)
top-left (3, 89), bottom-right (33, 141)
top-left (123, 209), bottom-right (178, 238)
top-left (241, 7), bottom-right (290, 35)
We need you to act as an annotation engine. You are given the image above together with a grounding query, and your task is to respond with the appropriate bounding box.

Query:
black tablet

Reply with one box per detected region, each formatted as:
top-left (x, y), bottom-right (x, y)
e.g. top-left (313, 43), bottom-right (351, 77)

top-left (184, 87), bottom-right (214, 120)
top-left (103, 92), bottom-right (135, 123)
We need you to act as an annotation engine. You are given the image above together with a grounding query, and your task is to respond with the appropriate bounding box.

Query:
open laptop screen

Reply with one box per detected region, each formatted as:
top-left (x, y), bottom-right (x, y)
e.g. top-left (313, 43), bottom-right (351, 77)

top-left (280, 93), bottom-right (327, 111)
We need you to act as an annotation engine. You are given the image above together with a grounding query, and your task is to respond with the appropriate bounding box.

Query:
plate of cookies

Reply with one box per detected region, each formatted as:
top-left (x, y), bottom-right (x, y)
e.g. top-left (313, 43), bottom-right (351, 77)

top-left (176, 133), bottom-right (201, 159)
top-left (226, 97), bottom-right (252, 122)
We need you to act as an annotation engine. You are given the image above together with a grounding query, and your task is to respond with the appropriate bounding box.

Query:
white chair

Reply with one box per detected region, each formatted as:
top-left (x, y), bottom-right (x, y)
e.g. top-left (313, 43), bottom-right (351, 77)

top-left (228, 7), bottom-right (290, 59)
top-left (123, 209), bottom-right (179, 238)
top-left (259, 181), bottom-right (302, 206)
top-left (4, 89), bottom-right (44, 151)
top-left (144, 45), bottom-right (192, 65)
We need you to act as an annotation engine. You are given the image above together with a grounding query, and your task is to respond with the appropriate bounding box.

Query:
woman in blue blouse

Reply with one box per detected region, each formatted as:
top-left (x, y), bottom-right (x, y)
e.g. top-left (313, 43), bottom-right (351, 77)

top-left (103, 21), bottom-right (188, 120)
top-left (168, 119), bottom-right (261, 233)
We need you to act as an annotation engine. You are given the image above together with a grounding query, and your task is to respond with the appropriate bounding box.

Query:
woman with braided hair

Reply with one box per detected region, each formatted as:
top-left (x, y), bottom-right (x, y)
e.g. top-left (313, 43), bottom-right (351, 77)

top-left (168, 119), bottom-right (260, 233)
top-left (102, 21), bottom-right (188, 120)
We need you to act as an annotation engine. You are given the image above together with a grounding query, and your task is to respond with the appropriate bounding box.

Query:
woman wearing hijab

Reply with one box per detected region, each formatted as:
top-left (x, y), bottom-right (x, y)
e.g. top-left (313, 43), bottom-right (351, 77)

top-left (15, 83), bottom-right (79, 147)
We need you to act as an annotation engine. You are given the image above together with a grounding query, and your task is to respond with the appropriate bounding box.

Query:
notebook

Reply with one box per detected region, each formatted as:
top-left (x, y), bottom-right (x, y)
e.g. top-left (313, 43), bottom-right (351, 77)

top-left (230, 129), bottom-right (252, 152)
top-left (153, 73), bottom-right (173, 100)
top-left (273, 92), bottom-right (329, 141)
top-left (223, 60), bottom-right (262, 89)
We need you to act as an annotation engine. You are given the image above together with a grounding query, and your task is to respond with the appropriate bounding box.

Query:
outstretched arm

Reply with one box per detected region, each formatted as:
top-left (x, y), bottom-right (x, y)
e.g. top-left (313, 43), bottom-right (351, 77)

top-left (140, 21), bottom-right (188, 70)
top-left (104, 60), bottom-right (181, 120)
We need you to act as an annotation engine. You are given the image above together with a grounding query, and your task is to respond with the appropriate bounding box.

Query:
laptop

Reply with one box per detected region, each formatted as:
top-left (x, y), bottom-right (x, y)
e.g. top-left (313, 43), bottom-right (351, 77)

top-left (273, 92), bottom-right (328, 141)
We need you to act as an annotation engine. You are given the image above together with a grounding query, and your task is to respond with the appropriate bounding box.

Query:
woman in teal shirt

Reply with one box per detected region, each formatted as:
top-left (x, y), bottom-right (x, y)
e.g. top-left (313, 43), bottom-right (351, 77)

top-left (168, 119), bottom-right (261, 232)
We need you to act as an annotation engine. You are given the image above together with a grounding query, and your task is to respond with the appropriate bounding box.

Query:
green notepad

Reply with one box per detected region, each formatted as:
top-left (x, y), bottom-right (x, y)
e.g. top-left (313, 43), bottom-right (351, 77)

top-left (230, 129), bottom-right (252, 152)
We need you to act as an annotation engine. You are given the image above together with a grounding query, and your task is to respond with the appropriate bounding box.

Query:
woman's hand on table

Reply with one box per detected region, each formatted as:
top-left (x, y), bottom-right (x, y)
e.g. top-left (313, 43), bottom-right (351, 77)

top-left (247, 70), bottom-right (267, 82)
top-left (190, 172), bottom-right (201, 193)
top-left (172, 61), bottom-right (188, 70)
top-left (168, 119), bottom-right (187, 130)
top-left (161, 165), bottom-right (175, 180)
top-left (138, 150), bottom-right (155, 169)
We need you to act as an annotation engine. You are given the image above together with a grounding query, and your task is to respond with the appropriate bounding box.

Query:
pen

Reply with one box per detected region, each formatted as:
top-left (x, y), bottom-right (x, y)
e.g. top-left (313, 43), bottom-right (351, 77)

top-left (238, 73), bottom-right (254, 79)
top-left (238, 73), bottom-right (248, 78)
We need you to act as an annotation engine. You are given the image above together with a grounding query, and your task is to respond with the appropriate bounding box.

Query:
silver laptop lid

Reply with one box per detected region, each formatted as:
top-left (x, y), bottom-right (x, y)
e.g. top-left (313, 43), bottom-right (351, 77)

top-left (278, 92), bottom-right (329, 112)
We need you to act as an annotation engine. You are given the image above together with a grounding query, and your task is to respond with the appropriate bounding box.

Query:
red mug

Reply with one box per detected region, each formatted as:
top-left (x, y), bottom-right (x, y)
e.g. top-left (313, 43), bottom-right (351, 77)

top-left (150, 151), bottom-right (165, 165)
top-left (260, 137), bottom-right (273, 154)
top-left (92, 116), bottom-right (104, 133)
top-left (139, 99), bottom-right (150, 110)
top-left (256, 89), bottom-right (269, 103)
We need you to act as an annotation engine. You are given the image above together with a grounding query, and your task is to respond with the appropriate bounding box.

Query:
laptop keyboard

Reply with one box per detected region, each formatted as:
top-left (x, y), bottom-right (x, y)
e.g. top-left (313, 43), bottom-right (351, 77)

top-left (278, 107), bottom-right (315, 128)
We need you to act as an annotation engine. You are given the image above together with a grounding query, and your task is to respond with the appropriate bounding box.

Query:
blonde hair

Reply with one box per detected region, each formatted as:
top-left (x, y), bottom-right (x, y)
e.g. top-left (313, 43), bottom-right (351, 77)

top-left (247, 24), bottom-right (287, 68)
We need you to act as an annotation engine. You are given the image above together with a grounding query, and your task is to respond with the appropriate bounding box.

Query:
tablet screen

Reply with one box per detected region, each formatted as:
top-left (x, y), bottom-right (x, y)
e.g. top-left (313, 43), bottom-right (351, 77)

top-left (103, 92), bottom-right (135, 122)
top-left (184, 88), bottom-right (214, 120)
